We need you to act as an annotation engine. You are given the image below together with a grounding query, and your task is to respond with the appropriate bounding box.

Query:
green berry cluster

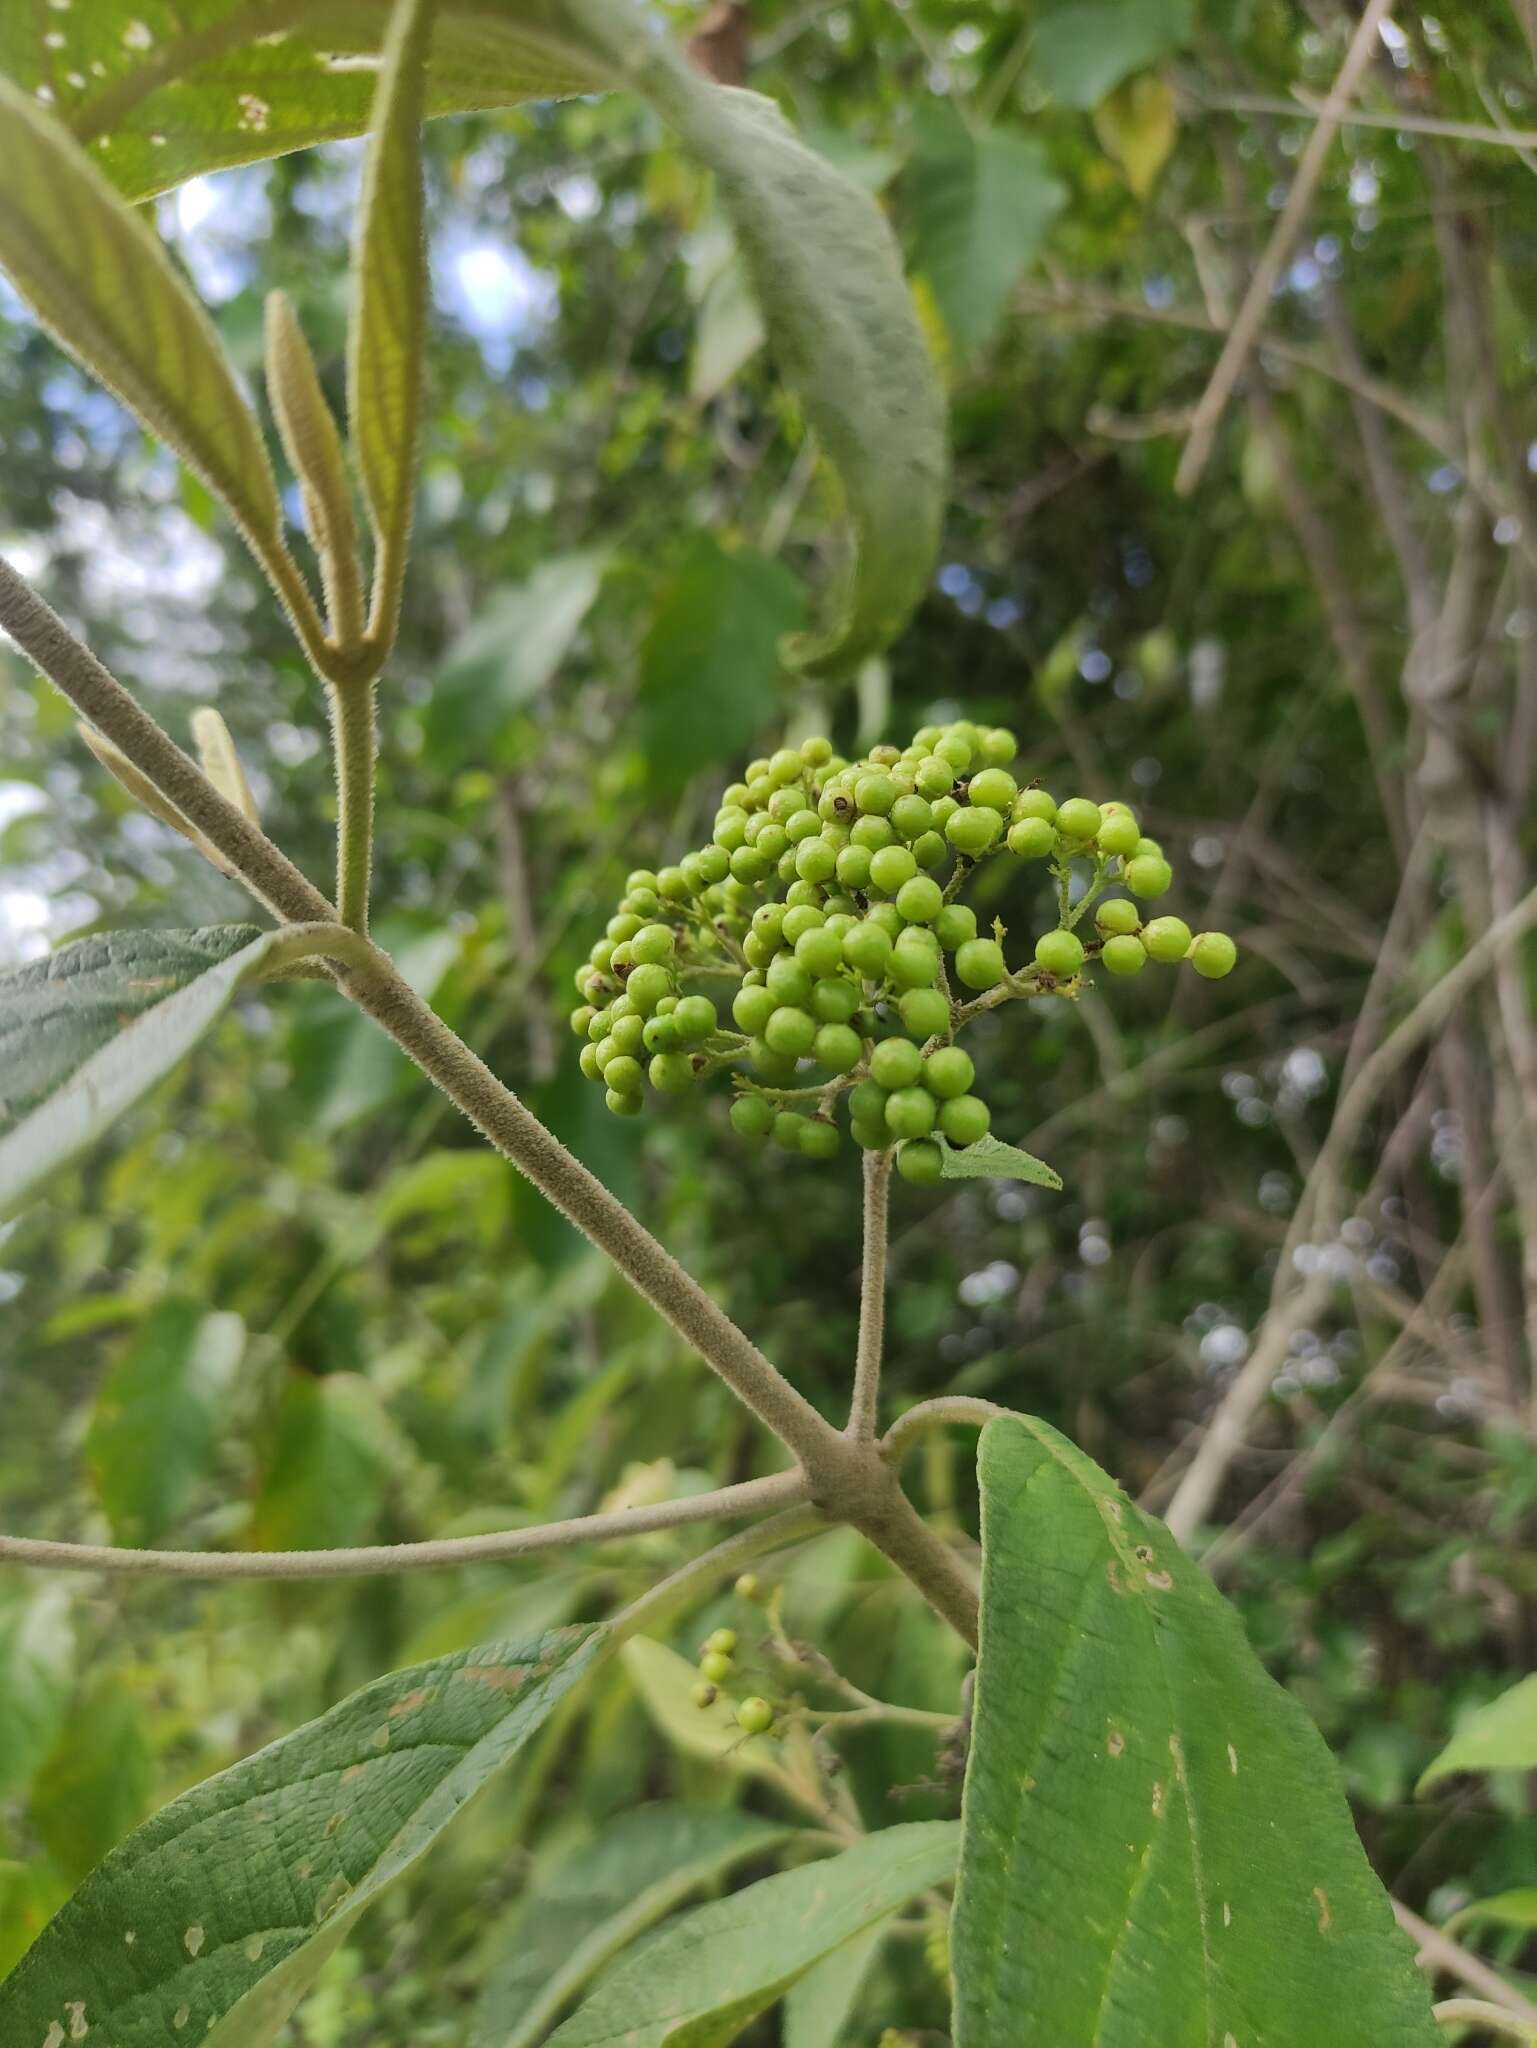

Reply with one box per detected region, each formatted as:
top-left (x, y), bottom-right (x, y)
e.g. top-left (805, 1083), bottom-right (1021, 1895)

top-left (569, 720), bottom-right (1236, 1178)
top-left (689, 1627), bottom-right (776, 1735)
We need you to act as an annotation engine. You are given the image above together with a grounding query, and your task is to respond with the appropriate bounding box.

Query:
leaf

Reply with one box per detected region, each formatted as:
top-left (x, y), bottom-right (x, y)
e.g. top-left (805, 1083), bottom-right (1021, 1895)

top-left (1093, 73), bottom-right (1179, 200)
top-left (469, 1806), bottom-right (792, 2048)
top-left (938, 1135), bottom-right (1062, 1189)
top-left (783, 1921), bottom-right (890, 2048)
top-left (85, 1299), bottom-right (245, 1545)
top-left (689, 250), bottom-right (767, 405)
top-left (952, 1417), bottom-right (1439, 2047)
top-left (0, 1587), bottom-right (74, 1804)
top-left (1445, 1890), bottom-right (1537, 1938)
top-left (1420, 1675), bottom-right (1537, 1791)
top-left (28, 1682), bottom-right (150, 1884)
top-left (908, 104), bottom-right (1064, 359)
top-left (620, 1637), bottom-right (782, 1785)
top-left (244, 1372), bottom-right (398, 1553)
top-left (0, 76), bottom-right (284, 561)
top-left (0, 924), bottom-right (275, 1218)
top-left (1032, 0), bottom-right (1195, 109)
top-left (636, 537), bottom-right (805, 794)
top-left (426, 552), bottom-right (608, 759)
top-left (0, 1629), bottom-right (606, 2045)
top-left (348, 0), bottom-right (432, 591)
top-left (547, 1821), bottom-right (959, 2047)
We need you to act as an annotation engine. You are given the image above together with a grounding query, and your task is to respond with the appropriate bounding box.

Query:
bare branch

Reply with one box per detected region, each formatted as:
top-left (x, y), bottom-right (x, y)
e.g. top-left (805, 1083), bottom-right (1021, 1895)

top-left (1396, 1900), bottom-right (1537, 2028)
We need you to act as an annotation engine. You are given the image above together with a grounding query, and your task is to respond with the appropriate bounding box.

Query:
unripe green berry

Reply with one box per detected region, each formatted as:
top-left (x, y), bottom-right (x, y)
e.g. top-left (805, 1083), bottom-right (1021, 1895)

top-left (785, 880), bottom-right (823, 910)
top-left (605, 1088), bottom-right (643, 1117)
top-left (706, 1628), bottom-right (738, 1654)
top-left (980, 726), bottom-right (1017, 765)
top-left (630, 924), bottom-right (673, 966)
top-left (796, 926), bottom-right (845, 978)
top-left (1141, 915), bottom-right (1193, 963)
top-left (885, 1087), bottom-right (938, 1138)
top-left (700, 1650), bottom-right (734, 1684)
top-left (868, 844), bottom-right (918, 894)
top-left (1100, 934), bottom-right (1146, 976)
top-left (1055, 797), bottom-right (1102, 839)
top-left (850, 814), bottom-right (894, 852)
top-left (730, 1093), bottom-right (775, 1139)
top-left (1095, 898), bottom-right (1141, 936)
top-left (604, 1054), bottom-right (644, 1095)
top-left (625, 963), bottom-right (672, 1014)
top-left (870, 1037), bottom-right (924, 1090)
top-left (800, 1118), bottom-right (841, 1158)
top-left (814, 1022), bottom-right (864, 1073)
top-left (781, 905), bottom-right (825, 946)
top-left (765, 1006), bottom-right (817, 1057)
top-left (1124, 855), bottom-right (1173, 899)
top-left (851, 1118), bottom-right (891, 1151)
top-left (1012, 789), bottom-right (1055, 824)
top-left (608, 913), bottom-right (644, 943)
top-left (843, 923), bottom-right (893, 977)
top-left (936, 734), bottom-right (971, 771)
top-left (713, 810), bottom-right (748, 852)
top-left (946, 805), bottom-right (1002, 855)
top-left (967, 767), bottom-right (1017, 812)
top-left (588, 1007), bottom-right (613, 1042)
top-left (934, 904), bottom-right (978, 952)
top-left (696, 846), bottom-right (730, 884)
top-left (1034, 929), bottom-right (1085, 977)
top-left (674, 995), bottom-right (717, 1042)
top-left (812, 976), bottom-right (861, 1024)
top-left (729, 845), bottom-right (770, 885)
top-left (749, 1040), bottom-right (796, 1083)
top-left (890, 793), bottom-right (934, 840)
top-left (570, 1004), bottom-right (597, 1039)
top-left (795, 838), bottom-right (837, 884)
top-left (772, 1111), bottom-right (808, 1152)
top-left (799, 735), bottom-right (832, 766)
top-left (855, 772), bottom-right (896, 815)
top-left (955, 938), bottom-right (1006, 990)
top-left (866, 903), bottom-right (905, 939)
top-left (692, 1681), bottom-right (718, 1708)
top-left (899, 988), bottom-right (950, 1040)
top-left (896, 875), bottom-right (944, 924)
top-left (1188, 931), bottom-right (1238, 979)
top-left (923, 1046), bottom-right (975, 1099)
top-left (734, 984), bottom-right (776, 1035)
top-left (848, 1079), bottom-right (888, 1126)
top-left (896, 1138), bottom-right (944, 1184)
top-left (1134, 836), bottom-right (1163, 859)
top-left (609, 994), bottom-right (639, 1022)
top-left (938, 1093), bottom-right (990, 1145)
top-left (1008, 817), bottom-right (1056, 859)
top-left (579, 1042), bottom-right (604, 1081)
top-left (1095, 812), bottom-right (1140, 857)
top-left (784, 808), bottom-right (821, 844)
top-left (915, 756), bottom-right (956, 798)
top-left (736, 1696), bottom-right (775, 1735)
top-left (913, 830), bottom-right (948, 870)
top-left (766, 955), bottom-right (814, 1007)
top-left (836, 844), bottom-right (873, 889)
top-left (742, 932), bottom-right (773, 972)
top-left (888, 938), bottom-right (940, 988)
top-left (649, 1051), bottom-right (694, 1093)
top-left (734, 1573), bottom-right (761, 1600)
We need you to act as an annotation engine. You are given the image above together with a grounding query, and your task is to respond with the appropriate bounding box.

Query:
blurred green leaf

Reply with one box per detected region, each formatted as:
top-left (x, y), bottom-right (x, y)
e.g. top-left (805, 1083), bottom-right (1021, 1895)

top-left (0, 1631), bottom-right (606, 2044)
top-left (85, 1299), bottom-right (244, 1545)
top-left (783, 1920), bottom-right (890, 2048)
top-left (953, 1417), bottom-right (1439, 2047)
top-left (428, 552), bottom-right (608, 759)
top-left (28, 1681), bottom-right (150, 1883)
top-left (939, 1135), bottom-right (1062, 1189)
top-left (909, 104), bottom-right (1064, 359)
top-left (470, 1806), bottom-right (791, 2047)
top-left (0, 1586), bottom-right (74, 1804)
top-left (1033, 0), bottom-right (1195, 108)
top-left (547, 1822), bottom-right (959, 2047)
top-left (1445, 1889), bottom-right (1537, 1937)
top-left (1420, 1676), bottom-right (1537, 1791)
top-left (245, 1372), bottom-right (397, 1553)
top-left (0, 926), bottom-right (274, 1219)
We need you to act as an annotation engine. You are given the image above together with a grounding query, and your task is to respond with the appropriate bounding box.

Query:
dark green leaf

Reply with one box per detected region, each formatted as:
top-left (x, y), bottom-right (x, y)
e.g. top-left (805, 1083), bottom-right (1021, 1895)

top-left (953, 1417), bottom-right (1439, 2046)
top-left (909, 105), bottom-right (1064, 358)
top-left (1420, 1676), bottom-right (1537, 1790)
top-left (0, 925), bottom-right (274, 1218)
top-left (245, 1372), bottom-right (398, 1553)
top-left (28, 1682), bottom-right (150, 1884)
top-left (85, 1299), bottom-right (245, 1545)
top-left (470, 1806), bottom-right (792, 2048)
top-left (938, 1134), bottom-right (1062, 1189)
top-left (0, 1630), bottom-right (606, 2045)
top-left (547, 1820), bottom-right (959, 2047)
top-left (1032, 0), bottom-right (1195, 109)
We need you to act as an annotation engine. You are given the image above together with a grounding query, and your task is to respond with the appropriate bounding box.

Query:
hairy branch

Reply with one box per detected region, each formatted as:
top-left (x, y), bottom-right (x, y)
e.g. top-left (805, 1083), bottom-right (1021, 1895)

top-left (848, 1149), bottom-right (892, 1440)
top-left (881, 1397), bottom-right (1014, 1467)
top-left (1397, 1900), bottom-right (1537, 2028)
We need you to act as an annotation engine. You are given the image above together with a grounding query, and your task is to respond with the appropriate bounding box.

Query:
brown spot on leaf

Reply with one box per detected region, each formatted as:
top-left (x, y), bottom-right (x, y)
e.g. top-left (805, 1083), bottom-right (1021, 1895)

top-left (1145, 1570), bottom-right (1173, 1591)
top-left (459, 1665), bottom-right (531, 1694)
top-left (388, 1688), bottom-right (432, 1718)
top-left (341, 1763), bottom-right (367, 1784)
top-left (1314, 1887), bottom-right (1331, 1933)
top-left (1107, 1728), bottom-right (1125, 1758)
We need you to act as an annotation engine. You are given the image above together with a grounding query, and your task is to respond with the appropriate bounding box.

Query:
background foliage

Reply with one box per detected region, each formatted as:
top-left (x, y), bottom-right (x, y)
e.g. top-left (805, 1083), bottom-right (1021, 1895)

top-left (1, 0), bottom-right (1535, 2037)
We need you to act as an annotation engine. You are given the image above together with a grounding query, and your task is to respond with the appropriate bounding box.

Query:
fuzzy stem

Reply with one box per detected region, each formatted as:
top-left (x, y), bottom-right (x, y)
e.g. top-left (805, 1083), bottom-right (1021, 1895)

top-left (882, 1397), bottom-right (1013, 1466)
top-left (848, 1148), bottom-right (892, 1440)
top-left (332, 679), bottom-right (377, 933)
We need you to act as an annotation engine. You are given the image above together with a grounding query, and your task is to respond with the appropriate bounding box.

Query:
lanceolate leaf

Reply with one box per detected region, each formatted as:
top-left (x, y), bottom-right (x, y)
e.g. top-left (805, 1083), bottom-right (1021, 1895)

top-left (469, 1806), bottom-right (792, 2048)
top-left (0, 925), bottom-right (275, 1218)
top-left (939, 1134), bottom-right (1062, 1189)
top-left (547, 1821), bottom-right (959, 2047)
top-left (952, 1417), bottom-right (1438, 2047)
top-left (1419, 1674), bottom-right (1537, 1790)
top-left (0, 0), bottom-right (945, 678)
top-left (783, 1921), bottom-right (890, 2048)
top-left (349, 0), bottom-right (433, 596)
top-left (0, 77), bottom-right (284, 561)
top-left (0, 1630), bottom-right (606, 2046)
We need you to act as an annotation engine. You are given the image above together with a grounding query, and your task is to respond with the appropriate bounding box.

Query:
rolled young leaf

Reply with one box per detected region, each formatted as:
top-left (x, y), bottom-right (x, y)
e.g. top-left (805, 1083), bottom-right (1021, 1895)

top-left (951, 1416), bottom-right (1439, 2046)
top-left (264, 294), bottom-right (366, 644)
top-left (0, 1629), bottom-right (606, 2045)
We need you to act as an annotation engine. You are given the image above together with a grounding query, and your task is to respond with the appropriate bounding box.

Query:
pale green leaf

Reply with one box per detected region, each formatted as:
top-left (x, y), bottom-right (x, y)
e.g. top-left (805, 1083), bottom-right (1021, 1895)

top-left (348, 0), bottom-right (432, 578)
top-left (689, 250), bottom-right (767, 405)
top-left (620, 1637), bottom-right (782, 1785)
top-left (85, 1298), bottom-right (245, 1545)
top-left (0, 924), bottom-right (274, 1218)
top-left (952, 1416), bottom-right (1439, 2047)
top-left (1033, 0), bottom-right (1195, 109)
top-left (426, 551), bottom-right (608, 758)
top-left (1420, 1676), bottom-right (1537, 1791)
top-left (0, 1629), bottom-right (605, 2045)
top-left (908, 104), bottom-right (1064, 359)
top-left (0, 76), bottom-right (284, 558)
top-left (547, 1821), bottom-right (959, 2047)
top-left (470, 1806), bottom-right (792, 2048)
top-left (783, 1920), bottom-right (890, 2048)
top-left (0, 1587), bottom-right (74, 1804)
top-left (1445, 1889), bottom-right (1537, 1938)
top-left (938, 1134), bottom-right (1062, 1189)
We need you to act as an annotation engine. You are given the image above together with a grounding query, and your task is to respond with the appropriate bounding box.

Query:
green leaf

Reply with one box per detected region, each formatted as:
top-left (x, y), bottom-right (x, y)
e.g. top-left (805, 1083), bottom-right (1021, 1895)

top-left (0, 925), bottom-right (274, 1218)
top-left (426, 551), bottom-right (608, 759)
top-left (0, 1629), bottom-right (606, 2045)
top-left (783, 1921), bottom-right (890, 2048)
top-left (1445, 1889), bottom-right (1537, 1938)
top-left (245, 1372), bottom-right (398, 1553)
top-left (620, 1637), bottom-right (783, 1785)
top-left (1420, 1675), bottom-right (1537, 1791)
top-left (470, 1806), bottom-right (792, 2048)
top-left (636, 538), bottom-right (805, 794)
top-left (938, 1134), bottom-right (1062, 1189)
top-left (28, 1681), bottom-right (150, 1884)
top-left (85, 1299), bottom-right (245, 1545)
top-left (952, 1416), bottom-right (1439, 2048)
top-left (547, 1821), bottom-right (959, 2047)
top-left (908, 104), bottom-right (1064, 359)
top-left (2, 1), bottom-right (945, 677)
top-left (348, 0), bottom-right (432, 590)
top-left (1032, 0), bottom-right (1195, 109)
top-left (0, 1587), bottom-right (74, 1804)
top-left (0, 77), bottom-right (284, 560)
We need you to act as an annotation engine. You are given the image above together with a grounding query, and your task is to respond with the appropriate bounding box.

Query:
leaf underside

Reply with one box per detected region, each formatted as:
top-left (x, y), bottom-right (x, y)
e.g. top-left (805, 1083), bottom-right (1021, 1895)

top-left (952, 1417), bottom-right (1439, 2047)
